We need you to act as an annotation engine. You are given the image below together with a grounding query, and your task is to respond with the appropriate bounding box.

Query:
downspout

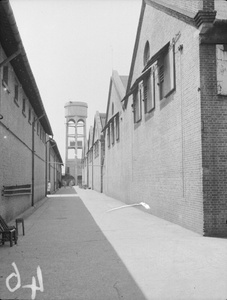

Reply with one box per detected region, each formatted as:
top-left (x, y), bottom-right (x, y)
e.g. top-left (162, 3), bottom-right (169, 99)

top-left (31, 120), bottom-right (35, 206)
top-left (31, 113), bottom-right (45, 206)
top-left (92, 146), bottom-right (94, 189)
top-left (87, 153), bottom-right (89, 188)
top-left (100, 139), bottom-right (104, 193)
top-left (45, 136), bottom-right (53, 196)
top-left (45, 140), bottom-right (47, 196)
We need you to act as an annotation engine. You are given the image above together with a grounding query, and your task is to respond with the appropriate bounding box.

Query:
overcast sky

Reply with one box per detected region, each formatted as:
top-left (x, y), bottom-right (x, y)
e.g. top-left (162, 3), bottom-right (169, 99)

top-left (10, 0), bottom-right (141, 165)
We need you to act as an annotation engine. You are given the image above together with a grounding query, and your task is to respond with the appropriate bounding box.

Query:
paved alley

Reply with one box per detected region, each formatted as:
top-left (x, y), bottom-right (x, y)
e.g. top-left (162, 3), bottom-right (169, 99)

top-left (0, 188), bottom-right (145, 300)
top-left (1, 187), bottom-right (227, 300)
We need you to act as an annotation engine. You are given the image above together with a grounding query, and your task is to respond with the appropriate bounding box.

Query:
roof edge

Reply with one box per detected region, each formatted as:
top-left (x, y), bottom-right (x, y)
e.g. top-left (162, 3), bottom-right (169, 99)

top-left (145, 0), bottom-right (197, 27)
top-left (125, 0), bottom-right (146, 109)
top-left (0, 1), bottom-right (53, 135)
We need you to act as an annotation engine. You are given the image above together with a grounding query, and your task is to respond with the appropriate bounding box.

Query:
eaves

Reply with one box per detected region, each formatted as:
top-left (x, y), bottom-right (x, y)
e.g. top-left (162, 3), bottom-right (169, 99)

top-left (0, 1), bottom-right (53, 135)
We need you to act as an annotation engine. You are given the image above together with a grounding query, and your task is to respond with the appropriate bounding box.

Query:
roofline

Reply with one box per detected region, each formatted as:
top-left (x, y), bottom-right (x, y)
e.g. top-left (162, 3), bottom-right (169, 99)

top-left (145, 0), bottom-right (196, 27)
top-left (124, 0), bottom-right (146, 109)
top-left (105, 77), bottom-right (113, 127)
top-left (92, 111), bottom-right (106, 145)
top-left (124, 0), bottom-right (217, 107)
top-left (49, 139), bottom-right (63, 165)
top-left (0, 1), bottom-right (53, 135)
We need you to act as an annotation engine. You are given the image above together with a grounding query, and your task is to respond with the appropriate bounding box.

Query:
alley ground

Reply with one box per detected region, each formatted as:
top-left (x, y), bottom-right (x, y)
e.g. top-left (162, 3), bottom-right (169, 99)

top-left (0, 187), bottom-right (227, 300)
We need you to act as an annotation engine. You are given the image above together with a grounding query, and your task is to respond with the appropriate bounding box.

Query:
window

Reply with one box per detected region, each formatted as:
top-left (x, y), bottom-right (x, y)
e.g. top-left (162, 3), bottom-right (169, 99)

top-left (22, 98), bottom-right (26, 115)
top-left (42, 131), bottom-right (46, 143)
top-left (37, 121), bottom-right (39, 135)
top-left (133, 84), bottom-right (142, 123)
top-left (28, 108), bottom-right (31, 124)
top-left (159, 65), bottom-right (164, 99)
top-left (158, 44), bottom-right (175, 99)
top-left (107, 126), bottom-right (110, 148)
top-left (144, 70), bottom-right (155, 113)
top-left (144, 41), bottom-right (150, 66)
top-left (3, 66), bottom-right (8, 86)
top-left (111, 121), bottom-right (115, 145)
top-left (14, 83), bottom-right (19, 103)
top-left (115, 114), bottom-right (120, 141)
top-left (94, 141), bottom-right (99, 158)
top-left (33, 115), bottom-right (36, 129)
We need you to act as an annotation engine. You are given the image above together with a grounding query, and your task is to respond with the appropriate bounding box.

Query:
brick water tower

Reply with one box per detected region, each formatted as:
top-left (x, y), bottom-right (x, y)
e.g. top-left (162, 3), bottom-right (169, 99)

top-left (64, 101), bottom-right (88, 185)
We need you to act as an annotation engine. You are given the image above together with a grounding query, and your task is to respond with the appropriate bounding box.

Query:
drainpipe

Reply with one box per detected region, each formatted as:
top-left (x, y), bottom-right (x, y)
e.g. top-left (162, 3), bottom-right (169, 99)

top-left (45, 136), bottom-right (53, 196)
top-left (31, 120), bottom-right (35, 206)
top-left (31, 113), bottom-right (45, 206)
top-left (92, 146), bottom-right (94, 190)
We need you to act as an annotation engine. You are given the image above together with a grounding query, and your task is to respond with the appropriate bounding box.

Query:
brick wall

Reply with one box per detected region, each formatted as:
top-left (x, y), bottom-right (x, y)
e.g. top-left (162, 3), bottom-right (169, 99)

top-left (203, 0), bottom-right (214, 10)
top-left (88, 155), bottom-right (93, 189)
top-left (152, 0), bottom-right (203, 14)
top-left (93, 141), bottom-right (102, 193)
top-left (200, 43), bottom-right (227, 237)
top-left (104, 5), bottom-right (205, 234)
top-left (130, 6), bottom-right (204, 234)
top-left (0, 45), bottom-right (47, 222)
top-left (92, 113), bottom-right (104, 192)
top-left (103, 76), bottom-right (133, 203)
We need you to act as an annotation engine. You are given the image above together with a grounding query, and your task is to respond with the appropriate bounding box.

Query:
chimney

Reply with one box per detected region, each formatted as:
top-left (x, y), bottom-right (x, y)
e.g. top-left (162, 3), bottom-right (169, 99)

top-left (203, 0), bottom-right (214, 11)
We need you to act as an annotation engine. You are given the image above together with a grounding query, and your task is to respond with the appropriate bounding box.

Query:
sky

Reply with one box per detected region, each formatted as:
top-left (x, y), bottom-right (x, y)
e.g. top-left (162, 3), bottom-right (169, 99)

top-left (10, 0), bottom-right (142, 166)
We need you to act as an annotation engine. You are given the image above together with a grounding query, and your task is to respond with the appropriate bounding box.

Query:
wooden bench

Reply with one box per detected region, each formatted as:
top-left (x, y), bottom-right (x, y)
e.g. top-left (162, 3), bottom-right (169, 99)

top-left (2, 184), bottom-right (32, 197)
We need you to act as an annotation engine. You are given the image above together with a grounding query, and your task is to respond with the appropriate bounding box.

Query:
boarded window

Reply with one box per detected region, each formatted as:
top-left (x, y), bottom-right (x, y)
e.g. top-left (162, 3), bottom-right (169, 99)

top-left (111, 121), bottom-right (115, 144)
top-left (158, 44), bottom-right (175, 99)
top-left (133, 84), bottom-right (142, 123)
top-left (144, 70), bottom-right (155, 113)
top-left (115, 114), bottom-right (120, 141)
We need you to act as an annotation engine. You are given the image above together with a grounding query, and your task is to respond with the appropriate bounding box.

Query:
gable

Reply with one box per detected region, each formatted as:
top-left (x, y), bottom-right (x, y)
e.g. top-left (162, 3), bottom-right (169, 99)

top-left (92, 112), bottom-right (106, 143)
top-left (99, 113), bottom-right (106, 129)
top-left (124, 0), bottom-right (219, 108)
top-left (146, 0), bottom-right (203, 16)
top-left (105, 70), bottom-right (128, 125)
top-left (88, 126), bottom-right (93, 150)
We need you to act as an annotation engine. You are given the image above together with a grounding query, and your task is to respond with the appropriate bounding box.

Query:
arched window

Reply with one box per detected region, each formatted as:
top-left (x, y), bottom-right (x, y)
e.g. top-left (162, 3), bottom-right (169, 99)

top-left (67, 120), bottom-right (75, 159)
top-left (77, 120), bottom-right (85, 136)
top-left (77, 120), bottom-right (85, 159)
top-left (144, 41), bottom-right (150, 66)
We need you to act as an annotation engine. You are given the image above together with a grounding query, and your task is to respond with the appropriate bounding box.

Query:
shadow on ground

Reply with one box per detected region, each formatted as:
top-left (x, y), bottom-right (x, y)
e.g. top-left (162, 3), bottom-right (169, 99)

top-left (0, 188), bottom-right (147, 300)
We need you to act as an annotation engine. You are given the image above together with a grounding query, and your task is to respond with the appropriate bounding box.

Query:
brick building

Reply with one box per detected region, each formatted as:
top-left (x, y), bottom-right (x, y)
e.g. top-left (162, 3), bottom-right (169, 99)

top-left (47, 138), bottom-right (63, 193)
top-left (103, 0), bottom-right (227, 237)
top-left (83, 112), bottom-right (106, 191)
top-left (103, 71), bottom-right (128, 198)
top-left (91, 112), bottom-right (106, 192)
top-left (0, 1), bottom-right (63, 222)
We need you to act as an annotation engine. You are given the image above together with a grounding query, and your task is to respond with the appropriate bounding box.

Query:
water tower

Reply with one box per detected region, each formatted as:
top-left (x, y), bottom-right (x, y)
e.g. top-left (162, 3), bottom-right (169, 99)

top-left (64, 101), bottom-right (88, 185)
